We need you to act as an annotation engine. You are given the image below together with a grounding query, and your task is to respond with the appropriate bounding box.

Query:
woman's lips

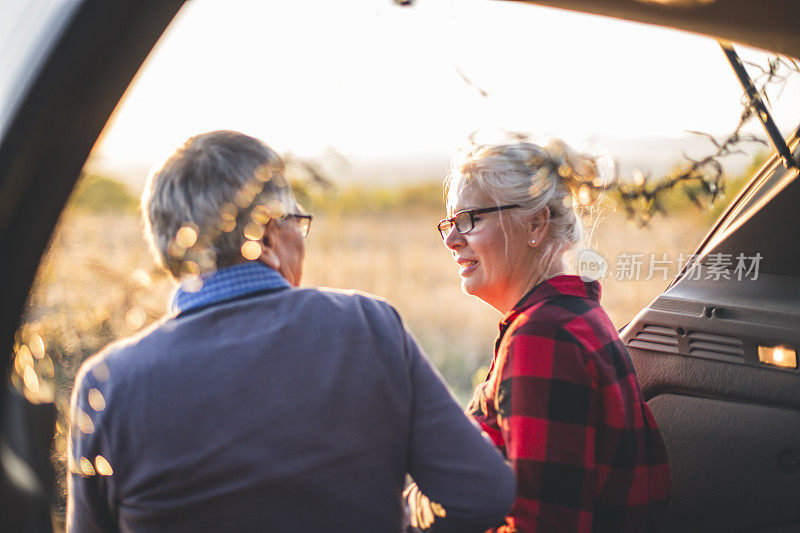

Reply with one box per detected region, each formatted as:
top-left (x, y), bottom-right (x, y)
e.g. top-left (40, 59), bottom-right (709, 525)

top-left (457, 259), bottom-right (478, 276)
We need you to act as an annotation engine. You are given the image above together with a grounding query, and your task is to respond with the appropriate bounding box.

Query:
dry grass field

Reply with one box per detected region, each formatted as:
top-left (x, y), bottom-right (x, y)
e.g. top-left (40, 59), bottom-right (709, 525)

top-left (20, 197), bottom-right (709, 403)
top-left (303, 205), bottom-right (710, 396)
top-left (12, 183), bottom-right (710, 524)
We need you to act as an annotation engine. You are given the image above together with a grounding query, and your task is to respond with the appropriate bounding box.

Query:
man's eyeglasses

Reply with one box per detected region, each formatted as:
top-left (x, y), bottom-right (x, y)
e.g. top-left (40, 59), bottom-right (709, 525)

top-left (278, 213), bottom-right (313, 238)
top-left (437, 204), bottom-right (519, 239)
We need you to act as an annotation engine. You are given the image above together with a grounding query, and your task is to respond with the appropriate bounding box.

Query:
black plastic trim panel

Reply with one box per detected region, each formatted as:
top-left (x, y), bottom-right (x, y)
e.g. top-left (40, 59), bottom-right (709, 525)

top-left (650, 394), bottom-right (800, 532)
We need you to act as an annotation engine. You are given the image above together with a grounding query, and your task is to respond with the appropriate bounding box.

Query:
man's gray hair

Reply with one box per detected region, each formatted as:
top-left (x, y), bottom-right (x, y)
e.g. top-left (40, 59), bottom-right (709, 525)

top-left (142, 130), bottom-right (297, 279)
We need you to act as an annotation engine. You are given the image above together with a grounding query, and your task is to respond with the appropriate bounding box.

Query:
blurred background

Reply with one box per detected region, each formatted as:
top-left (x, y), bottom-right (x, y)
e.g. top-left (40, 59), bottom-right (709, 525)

top-left (7, 0), bottom-right (799, 526)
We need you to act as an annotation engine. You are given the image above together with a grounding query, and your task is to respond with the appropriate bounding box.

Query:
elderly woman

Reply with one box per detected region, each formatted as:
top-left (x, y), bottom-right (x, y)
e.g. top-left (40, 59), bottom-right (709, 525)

top-left (437, 141), bottom-right (671, 532)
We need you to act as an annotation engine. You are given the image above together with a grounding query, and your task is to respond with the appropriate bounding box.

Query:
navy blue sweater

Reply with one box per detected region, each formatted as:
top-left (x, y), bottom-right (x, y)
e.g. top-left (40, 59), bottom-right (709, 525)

top-left (68, 286), bottom-right (514, 532)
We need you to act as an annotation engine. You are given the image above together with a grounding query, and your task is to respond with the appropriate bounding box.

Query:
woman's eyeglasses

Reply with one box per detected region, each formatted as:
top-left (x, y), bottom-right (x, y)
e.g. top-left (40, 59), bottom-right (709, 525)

top-left (437, 204), bottom-right (519, 239)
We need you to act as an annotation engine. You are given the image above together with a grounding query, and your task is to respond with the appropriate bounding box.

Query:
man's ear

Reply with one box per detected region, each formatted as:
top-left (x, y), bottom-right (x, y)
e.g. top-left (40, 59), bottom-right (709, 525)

top-left (528, 207), bottom-right (550, 248)
top-left (258, 222), bottom-right (281, 270)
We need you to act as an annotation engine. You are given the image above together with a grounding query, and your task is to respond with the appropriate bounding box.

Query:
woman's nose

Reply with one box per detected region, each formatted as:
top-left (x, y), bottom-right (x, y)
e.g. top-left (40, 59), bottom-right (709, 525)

top-left (443, 225), bottom-right (464, 250)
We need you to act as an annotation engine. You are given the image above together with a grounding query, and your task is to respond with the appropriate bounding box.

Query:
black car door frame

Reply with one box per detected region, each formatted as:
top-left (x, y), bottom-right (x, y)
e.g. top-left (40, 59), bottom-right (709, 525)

top-left (0, 1), bottom-right (183, 528)
top-left (0, 0), bottom-right (184, 403)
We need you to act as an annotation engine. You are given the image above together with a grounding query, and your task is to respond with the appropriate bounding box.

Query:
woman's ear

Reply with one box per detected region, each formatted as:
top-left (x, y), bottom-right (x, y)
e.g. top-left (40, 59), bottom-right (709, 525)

top-left (527, 207), bottom-right (550, 248)
top-left (258, 222), bottom-right (281, 270)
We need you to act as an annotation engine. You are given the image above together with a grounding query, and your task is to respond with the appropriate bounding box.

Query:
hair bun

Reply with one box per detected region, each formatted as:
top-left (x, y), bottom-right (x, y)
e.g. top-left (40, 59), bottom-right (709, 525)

top-left (541, 138), bottom-right (605, 207)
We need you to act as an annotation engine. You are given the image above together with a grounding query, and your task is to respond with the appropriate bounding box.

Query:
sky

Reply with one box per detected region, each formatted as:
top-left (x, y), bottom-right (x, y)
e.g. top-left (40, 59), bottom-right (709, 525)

top-left (92, 0), bottom-right (800, 171)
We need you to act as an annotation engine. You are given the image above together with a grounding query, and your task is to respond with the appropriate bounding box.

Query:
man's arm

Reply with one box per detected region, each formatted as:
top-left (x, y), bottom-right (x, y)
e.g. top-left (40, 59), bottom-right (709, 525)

top-left (403, 327), bottom-right (515, 533)
top-left (66, 362), bottom-right (118, 533)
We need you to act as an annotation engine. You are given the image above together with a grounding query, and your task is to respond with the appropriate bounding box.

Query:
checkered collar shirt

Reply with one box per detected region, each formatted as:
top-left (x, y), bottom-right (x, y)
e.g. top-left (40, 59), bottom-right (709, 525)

top-left (501, 275), bottom-right (602, 331)
top-left (171, 262), bottom-right (290, 316)
top-left (469, 274), bottom-right (670, 532)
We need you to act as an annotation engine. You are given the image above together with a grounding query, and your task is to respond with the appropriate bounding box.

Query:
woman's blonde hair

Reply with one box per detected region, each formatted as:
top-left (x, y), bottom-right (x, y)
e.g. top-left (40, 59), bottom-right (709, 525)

top-left (445, 139), bottom-right (602, 260)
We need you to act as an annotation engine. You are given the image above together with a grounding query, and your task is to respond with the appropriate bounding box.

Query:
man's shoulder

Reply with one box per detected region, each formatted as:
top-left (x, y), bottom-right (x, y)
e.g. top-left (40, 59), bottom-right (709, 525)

top-left (72, 316), bottom-right (167, 392)
top-left (73, 287), bottom-right (407, 389)
top-left (292, 286), bottom-right (397, 312)
top-left (288, 285), bottom-right (385, 302)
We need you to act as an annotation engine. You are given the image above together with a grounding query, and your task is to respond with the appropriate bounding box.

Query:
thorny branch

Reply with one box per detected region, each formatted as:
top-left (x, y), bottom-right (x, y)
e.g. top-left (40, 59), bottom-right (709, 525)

top-left (614, 124), bottom-right (764, 226)
top-left (292, 55), bottom-right (798, 226)
top-left (610, 55), bottom-right (798, 226)
top-left (455, 65), bottom-right (489, 98)
top-left (458, 56), bottom-right (799, 226)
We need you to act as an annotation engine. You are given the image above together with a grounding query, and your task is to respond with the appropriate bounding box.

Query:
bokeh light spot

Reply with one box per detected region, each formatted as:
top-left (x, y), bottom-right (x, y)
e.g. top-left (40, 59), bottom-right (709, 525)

top-left (77, 411), bottom-right (95, 434)
top-left (254, 165), bottom-right (273, 182)
top-left (220, 202), bottom-right (238, 217)
top-left (234, 190), bottom-right (255, 208)
top-left (528, 178), bottom-right (547, 198)
top-left (217, 213), bottom-right (237, 233)
top-left (243, 222), bottom-right (265, 241)
top-left (35, 381), bottom-right (54, 403)
top-left (14, 345), bottom-right (33, 376)
top-left (241, 241), bottom-right (262, 261)
top-left (79, 457), bottom-right (96, 476)
top-left (88, 389), bottom-right (106, 412)
top-left (535, 166), bottom-right (550, 181)
top-left (180, 261), bottom-right (200, 277)
top-left (180, 275), bottom-right (203, 293)
top-left (132, 267), bottom-right (152, 287)
top-left (197, 250), bottom-right (218, 272)
top-left (267, 200), bottom-right (286, 219)
top-left (175, 225), bottom-right (198, 249)
top-left (95, 455), bottom-right (113, 476)
top-left (167, 240), bottom-right (186, 258)
top-left (22, 366), bottom-right (39, 393)
top-left (251, 205), bottom-right (271, 225)
top-left (92, 362), bottom-right (111, 382)
top-left (578, 184), bottom-right (594, 205)
top-left (29, 334), bottom-right (45, 359)
top-left (244, 181), bottom-right (264, 197)
top-left (125, 307), bottom-right (147, 330)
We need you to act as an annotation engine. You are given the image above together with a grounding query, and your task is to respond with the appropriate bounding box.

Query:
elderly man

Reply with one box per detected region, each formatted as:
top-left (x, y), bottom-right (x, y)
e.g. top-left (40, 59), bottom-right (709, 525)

top-left (67, 130), bottom-right (514, 532)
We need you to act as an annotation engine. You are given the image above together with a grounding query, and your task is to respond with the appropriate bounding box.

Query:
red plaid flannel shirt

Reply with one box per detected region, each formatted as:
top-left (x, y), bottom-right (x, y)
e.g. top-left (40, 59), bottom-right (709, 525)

top-left (468, 275), bottom-right (670, 532)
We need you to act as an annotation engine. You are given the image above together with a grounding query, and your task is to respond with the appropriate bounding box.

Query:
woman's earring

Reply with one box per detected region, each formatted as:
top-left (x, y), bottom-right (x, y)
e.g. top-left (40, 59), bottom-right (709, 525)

top-left (530, 239), bottom-right (536, 246)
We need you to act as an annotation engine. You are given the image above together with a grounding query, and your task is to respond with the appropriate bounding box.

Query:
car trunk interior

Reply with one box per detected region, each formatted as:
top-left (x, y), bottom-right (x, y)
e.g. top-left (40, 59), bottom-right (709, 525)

top-left (619, 133), bottom-right (800, 531)
top-left (516, 1), bottom-right (800, 530)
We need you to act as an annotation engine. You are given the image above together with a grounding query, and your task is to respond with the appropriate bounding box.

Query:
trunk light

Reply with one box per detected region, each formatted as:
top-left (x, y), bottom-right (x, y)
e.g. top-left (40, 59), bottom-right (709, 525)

top-left (757, 345), bottom-right (797, 368)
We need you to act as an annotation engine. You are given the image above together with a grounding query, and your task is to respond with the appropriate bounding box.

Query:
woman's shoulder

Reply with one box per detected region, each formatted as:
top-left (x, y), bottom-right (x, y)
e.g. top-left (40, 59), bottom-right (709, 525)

top-left (513, 286), bottom-right (600, 327)
top-left (508, 289), bottom-right (620, 354)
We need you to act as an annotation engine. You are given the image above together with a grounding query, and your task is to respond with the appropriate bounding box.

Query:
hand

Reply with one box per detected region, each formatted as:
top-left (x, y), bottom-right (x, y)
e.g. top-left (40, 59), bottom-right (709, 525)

top-left (403, 483), bottom-right (446, 530)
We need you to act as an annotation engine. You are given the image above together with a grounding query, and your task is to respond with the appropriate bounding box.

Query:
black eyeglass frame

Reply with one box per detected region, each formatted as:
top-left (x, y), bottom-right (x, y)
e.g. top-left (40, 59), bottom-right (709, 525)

top-left (437, 204), bottom-right (519, 239)
top-left (277, 213), bottom-right (313, 238)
